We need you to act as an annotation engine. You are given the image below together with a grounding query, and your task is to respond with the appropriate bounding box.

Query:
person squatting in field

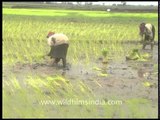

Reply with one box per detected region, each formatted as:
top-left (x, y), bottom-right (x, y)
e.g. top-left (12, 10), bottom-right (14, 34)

top-left (139, 22), bottom-right (155, 50)
top-left (47, 32), bottom-right (69, 68)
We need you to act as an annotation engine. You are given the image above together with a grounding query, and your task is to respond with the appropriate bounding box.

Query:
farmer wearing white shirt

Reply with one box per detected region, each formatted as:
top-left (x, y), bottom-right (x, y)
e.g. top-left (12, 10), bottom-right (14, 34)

top-left (139, 23), bottom-right (155, 50)
top-left (47, 32), bottom-right (69, 68)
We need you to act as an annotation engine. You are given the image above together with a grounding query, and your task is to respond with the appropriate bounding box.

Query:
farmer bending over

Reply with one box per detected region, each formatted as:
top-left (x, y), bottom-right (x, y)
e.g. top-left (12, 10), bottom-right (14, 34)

top-left (47, 31), bottom-right (69, 68)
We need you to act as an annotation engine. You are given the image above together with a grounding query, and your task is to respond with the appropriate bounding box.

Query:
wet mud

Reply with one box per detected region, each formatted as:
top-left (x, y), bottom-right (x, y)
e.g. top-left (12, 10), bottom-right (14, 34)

top-left (3, 45), bottom-right (158, 108)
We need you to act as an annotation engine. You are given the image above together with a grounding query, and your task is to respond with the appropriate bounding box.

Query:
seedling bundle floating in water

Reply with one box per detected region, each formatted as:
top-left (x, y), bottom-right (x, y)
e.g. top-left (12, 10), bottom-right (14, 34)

top-left (126, 49), bottom-right (152, 61)
top-left (92, 66), bottom-right (102, 71)
top-left (97, 73), bottom-right (108, 77)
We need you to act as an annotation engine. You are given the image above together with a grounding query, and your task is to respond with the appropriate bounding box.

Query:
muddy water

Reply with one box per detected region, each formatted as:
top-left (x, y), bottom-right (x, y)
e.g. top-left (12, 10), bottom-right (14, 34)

top-left (3, 44), bottom-right (158, 110)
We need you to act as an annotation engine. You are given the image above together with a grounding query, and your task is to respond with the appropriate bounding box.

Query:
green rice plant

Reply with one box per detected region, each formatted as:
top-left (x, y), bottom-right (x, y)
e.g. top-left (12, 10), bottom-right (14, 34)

top-left (101, 48), bottom-right (108, 58)
top-left (3, 74), bottom-right (158, 118)
top-left (2, 7), bottom-right (158, 118)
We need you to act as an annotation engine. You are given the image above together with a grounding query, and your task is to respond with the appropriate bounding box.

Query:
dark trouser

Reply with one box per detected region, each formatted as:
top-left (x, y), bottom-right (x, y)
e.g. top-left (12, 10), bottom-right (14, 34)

top-left (48, 44), bottom-right (69, 68)
top-left (142, 25), bottom-right (155, 50)
top-left (142, 41), bottom-right (154, 50)
top-left (142, 35), bottom-right (154, 50)
top-left (54, 58), bottom-right (66, 68)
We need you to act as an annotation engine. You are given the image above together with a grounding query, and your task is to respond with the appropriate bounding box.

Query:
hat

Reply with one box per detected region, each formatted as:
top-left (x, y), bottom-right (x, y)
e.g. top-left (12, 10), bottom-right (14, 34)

top-left (47, 31), bottom-right (55, 38)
